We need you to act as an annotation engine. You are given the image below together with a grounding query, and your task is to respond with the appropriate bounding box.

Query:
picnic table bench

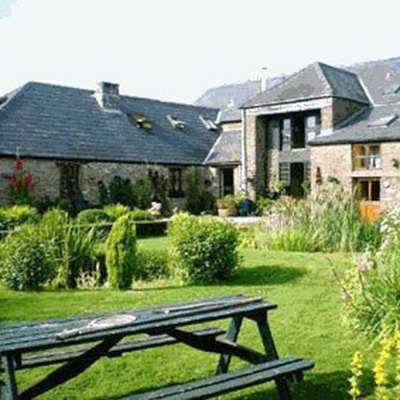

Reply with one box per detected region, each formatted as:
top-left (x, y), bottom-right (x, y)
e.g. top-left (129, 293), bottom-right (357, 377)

top-left (0, 294), bottom-right (314, 400)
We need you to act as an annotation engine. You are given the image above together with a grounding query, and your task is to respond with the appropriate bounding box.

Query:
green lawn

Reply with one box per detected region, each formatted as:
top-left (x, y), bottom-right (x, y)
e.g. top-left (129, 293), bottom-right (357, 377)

top-left (0, 237), bottom-right (375, 399)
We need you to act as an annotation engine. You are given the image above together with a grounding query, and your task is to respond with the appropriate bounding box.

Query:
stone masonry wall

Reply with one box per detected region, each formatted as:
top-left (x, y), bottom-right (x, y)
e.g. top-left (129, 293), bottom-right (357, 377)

top-left (311, 142), bottom-right (400, 212)
top-left (0, 158), bottom-right (59, 206)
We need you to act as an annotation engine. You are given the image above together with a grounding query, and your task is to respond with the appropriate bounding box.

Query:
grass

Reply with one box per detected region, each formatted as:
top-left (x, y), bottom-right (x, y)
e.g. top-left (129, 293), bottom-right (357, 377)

top-left (0, 237), bottom-right (376, 399)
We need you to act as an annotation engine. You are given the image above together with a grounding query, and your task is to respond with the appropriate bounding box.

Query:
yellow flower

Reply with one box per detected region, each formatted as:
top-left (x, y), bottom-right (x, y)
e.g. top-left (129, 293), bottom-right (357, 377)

top-left (373, 337), bottom-right (392, 398)
top-left (349, 351), bottom-right (363, 399)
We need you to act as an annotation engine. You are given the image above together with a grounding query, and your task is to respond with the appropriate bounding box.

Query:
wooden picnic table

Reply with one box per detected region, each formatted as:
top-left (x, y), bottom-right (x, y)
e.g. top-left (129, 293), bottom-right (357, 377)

top-left (0, 294), bottom-right (313, 400)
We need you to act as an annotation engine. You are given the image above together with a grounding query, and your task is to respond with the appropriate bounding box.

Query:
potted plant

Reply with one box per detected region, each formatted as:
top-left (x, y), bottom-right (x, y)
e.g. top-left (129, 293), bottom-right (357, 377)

top-left (216, 196), bottom-right (237, 217)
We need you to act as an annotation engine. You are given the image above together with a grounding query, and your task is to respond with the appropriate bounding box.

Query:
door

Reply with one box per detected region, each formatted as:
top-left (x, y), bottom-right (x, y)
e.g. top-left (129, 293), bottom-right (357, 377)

top-left (219, 168), bottom-right (234, 197)
top-left (355, 178), bottom-right (380, 221)
top-left (290, 163), bottom-right (305, 198)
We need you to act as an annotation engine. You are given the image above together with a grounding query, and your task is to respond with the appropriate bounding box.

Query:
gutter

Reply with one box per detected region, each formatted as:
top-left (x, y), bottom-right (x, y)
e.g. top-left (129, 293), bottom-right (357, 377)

top-left (240, 108), bottom-right (248, 195)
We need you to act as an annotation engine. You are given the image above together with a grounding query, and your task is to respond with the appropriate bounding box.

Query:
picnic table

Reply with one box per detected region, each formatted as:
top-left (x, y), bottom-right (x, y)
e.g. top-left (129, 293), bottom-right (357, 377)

top-left (0, 294), bottom-right (314, 400)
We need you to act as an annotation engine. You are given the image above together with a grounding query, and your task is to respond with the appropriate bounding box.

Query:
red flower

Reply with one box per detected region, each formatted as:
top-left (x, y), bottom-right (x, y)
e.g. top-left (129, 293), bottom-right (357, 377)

top-left (15, 157), bottom-right (23, 171)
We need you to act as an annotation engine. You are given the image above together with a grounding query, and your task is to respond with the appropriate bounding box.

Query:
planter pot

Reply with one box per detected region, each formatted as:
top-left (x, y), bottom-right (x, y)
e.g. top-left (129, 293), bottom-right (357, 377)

top-left (218, 208), bottom-right (237, 217)
top-left (218, 208), bottom-right (230, 218)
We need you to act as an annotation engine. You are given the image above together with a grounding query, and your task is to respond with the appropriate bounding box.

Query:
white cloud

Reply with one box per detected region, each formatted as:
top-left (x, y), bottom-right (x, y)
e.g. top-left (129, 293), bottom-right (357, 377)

top-left (0, 0), bottom-right (399, 103)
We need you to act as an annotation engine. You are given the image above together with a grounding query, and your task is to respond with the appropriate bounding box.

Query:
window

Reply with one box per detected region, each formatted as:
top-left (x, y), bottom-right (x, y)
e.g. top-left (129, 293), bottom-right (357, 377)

top-left (383, 84), bottom-right (400, 96)
top-left (60, 162), bottom-right (80, 197)
top-left (306, 116), bottom-right (317, 128)
top-left (353, 144), bottom-right (381, 170)
top-left (167, 115), bottom-right (186, 129)
top-left (357, 179), bottom-right (380, 202)
top-left (368, 115), bottom-right (398, 128)
top-left (130, 113), bottom-right (152, 131)
top-left (169, 168), bottom-right (184, 197)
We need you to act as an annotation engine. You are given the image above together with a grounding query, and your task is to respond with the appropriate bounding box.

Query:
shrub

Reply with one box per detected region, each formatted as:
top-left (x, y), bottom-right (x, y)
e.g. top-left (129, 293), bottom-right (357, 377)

top-left (130, 208), bottom-right (155, 221)
top-left (0, 225), bottom-right (51, 290)
top-left (77, 209), bottom-right (113, 225)
top-left (136, 249), bottom-right (170, 280)
top-left (106, 214), bottom-right (137, 289)
top-left (340, 208), bottom-right (400, 340)
top-left (103, 204), bottom-right (130, 221)
top-left (0, 205), bottom-right (40, 231)
top-left (41, 209), bottom-right (97, 288)
top-left (185, 169), bottom-right (214, 215)
top-left (108, 176), bottom-right (136, 207)
top-left (134, 175), bottom-right (152, 210)
top-left (168, 214), bottom-right (240, 283)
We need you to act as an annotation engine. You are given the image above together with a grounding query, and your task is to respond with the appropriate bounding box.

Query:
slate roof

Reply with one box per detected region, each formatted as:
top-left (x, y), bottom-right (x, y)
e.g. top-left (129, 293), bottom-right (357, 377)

top-left (310, 104), bottom-right (400, 145)
top-left (0, 82), bottom-right (220, 165)
top-left (195, 76), bottom-right (286, 122)
top-left (242, 62), bottom-right (370, 108)
top-left (204, 130), bottom-right (241, 165)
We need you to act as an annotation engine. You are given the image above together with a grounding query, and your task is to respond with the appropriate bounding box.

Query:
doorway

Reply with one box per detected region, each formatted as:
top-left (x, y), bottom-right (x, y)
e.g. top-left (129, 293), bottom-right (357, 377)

top-left (290, 163), bottom-right (305, 198)
top-left (355, 178), bottom-right (380, 221)
top-left (219, 168), bottom-right (234, 197)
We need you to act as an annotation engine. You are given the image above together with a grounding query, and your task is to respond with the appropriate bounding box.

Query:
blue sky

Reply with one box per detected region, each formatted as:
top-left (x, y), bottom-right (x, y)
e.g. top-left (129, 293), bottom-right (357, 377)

top-left (1, 0), bottom-right (399, 103)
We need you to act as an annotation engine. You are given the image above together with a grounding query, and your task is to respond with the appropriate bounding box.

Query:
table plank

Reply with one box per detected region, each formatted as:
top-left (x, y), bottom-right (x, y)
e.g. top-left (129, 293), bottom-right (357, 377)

top-left (0, 296), bottom-right (277, 355)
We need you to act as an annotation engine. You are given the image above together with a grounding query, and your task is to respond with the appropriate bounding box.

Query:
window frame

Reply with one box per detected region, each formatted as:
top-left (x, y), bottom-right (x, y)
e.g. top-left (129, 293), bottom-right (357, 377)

top-left (353, 144), bottom-right (381, 170)
top-left (169, 168), bottom-right (184, 198)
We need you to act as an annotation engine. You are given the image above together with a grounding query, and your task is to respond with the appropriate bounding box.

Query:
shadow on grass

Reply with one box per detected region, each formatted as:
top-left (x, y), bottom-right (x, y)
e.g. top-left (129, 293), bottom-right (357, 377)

top-left (228, 264), bottom-right (307, 286)
top-left (108, 369), bottom-right (373, 400)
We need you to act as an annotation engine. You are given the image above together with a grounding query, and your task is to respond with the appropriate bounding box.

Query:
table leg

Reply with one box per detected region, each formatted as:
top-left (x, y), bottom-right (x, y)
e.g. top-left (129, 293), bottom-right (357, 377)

top-left (216, 315), bottom-right (243, 374)
top-left (255, 310), bottom-right (292, 400)
top-left (3, 356), bottom-right (18, 400)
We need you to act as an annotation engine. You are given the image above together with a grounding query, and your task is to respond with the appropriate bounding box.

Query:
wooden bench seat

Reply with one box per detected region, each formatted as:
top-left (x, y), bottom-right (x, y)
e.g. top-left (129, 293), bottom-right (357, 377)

top-left (1, 327), bottom-right (225, 372)
top-left (122, 357), bottom-right (314, 400)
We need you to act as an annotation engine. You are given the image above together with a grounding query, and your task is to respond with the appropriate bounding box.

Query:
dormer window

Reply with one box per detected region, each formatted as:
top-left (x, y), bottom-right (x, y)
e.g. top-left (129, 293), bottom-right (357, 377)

top-left (199, 115), bottom-right (218, 131)
top-left (383, 84), bottom-right (400, 96)
top-left (167, 115), bottom-right (186, 129)
top-left (130, 113), bottom-right (152, 131)
top-left (368, 115), bottom-right (398, 128)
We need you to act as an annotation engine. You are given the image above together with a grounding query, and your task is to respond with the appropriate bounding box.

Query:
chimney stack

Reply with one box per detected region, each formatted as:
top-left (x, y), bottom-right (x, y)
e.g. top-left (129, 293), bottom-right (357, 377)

top-left (94, 82), bottom-right (120, 112)
top-left (260, 67), bottom-right (268, 92)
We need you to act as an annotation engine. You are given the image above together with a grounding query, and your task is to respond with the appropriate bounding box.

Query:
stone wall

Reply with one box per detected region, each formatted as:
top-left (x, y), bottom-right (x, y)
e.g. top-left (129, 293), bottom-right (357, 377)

top-left (311, 142), bottom-right (400, 212)
top-left (0, 157), bottom-right (210, 209)
top-left (0, 158), bottom-right (59, 206)
top-left (310, 144), bottom-right (352, 192)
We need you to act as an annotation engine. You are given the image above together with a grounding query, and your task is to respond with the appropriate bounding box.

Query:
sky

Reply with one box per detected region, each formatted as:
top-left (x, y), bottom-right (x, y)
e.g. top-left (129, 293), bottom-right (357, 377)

top-left (0, 0), bottom-right (400, 104)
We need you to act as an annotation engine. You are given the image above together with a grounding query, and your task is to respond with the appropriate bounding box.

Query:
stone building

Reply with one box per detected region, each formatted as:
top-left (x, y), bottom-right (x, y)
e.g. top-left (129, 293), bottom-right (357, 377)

top-left (0, 81), bottom-right (239, 207)
top-left (2, 56), bottom-right (400, 219)
top-left (198, 56), bottom-right (400, 220)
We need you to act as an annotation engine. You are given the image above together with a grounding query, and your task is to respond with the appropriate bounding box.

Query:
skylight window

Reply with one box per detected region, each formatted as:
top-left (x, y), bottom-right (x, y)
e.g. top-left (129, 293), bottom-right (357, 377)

top-left (383, 84), bottom-right (400, 95)
top-left (130, 113), bottom-right (152, 131)
top-left (0, 96), bottom-right (8, 107)
top-left (368, 114), bottom-right (398, 128)
top-left (167, 115), bottom-right (186, 129)
top-left (199, 115), bottom-right (218, 131)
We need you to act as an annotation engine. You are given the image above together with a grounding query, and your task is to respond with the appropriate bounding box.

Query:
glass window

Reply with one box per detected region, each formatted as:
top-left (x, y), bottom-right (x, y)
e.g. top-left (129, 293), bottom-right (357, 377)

top-left (353, 144), bottom-right (381, 170)
top-left (306, 116), bottom-right (317, 128)
top-left (371, 180), bottom-right (380, 201)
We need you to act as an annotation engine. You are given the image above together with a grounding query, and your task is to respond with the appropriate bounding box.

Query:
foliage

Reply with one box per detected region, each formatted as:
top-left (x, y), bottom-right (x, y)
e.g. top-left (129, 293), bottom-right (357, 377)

top-left (41, 209), bottom-right (97, 288)
top-left (0, 225), bottom-right (51, 290)
top-left (259, 182), bottom-right (381, 253)
top-left (238, 227), bottom-right (266, 250)
top-left (136, 249), bottom-right (170, 280)
top-left (77, 208), bottom-right (113, 225)
top-left (135, 175), bottom-right (153, 210)
top-left (168, 213), bottom-right (239, 283)
top-left (103, 204), bottom-right (131, 221)
top-left (32, 196), bottom-right (64, 214)
top-left (0, 205), bottom-right (40, 231)
top-left (106, 214), bottom-right (137, 289)
top-left (348, 335), bottom-right (400, 399)
top-left (185, 169), bottom-right (214, 215)
top-left (340, 208), bottom-right (400, 340)
top-left (5, 157), bottom-right (34, 205)
top-left (108, 176), bottom-right (136, 207)
top-left (256, 197), bottom-right (274, 215)
top-left (130, 208), bottom-right (155, 221)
